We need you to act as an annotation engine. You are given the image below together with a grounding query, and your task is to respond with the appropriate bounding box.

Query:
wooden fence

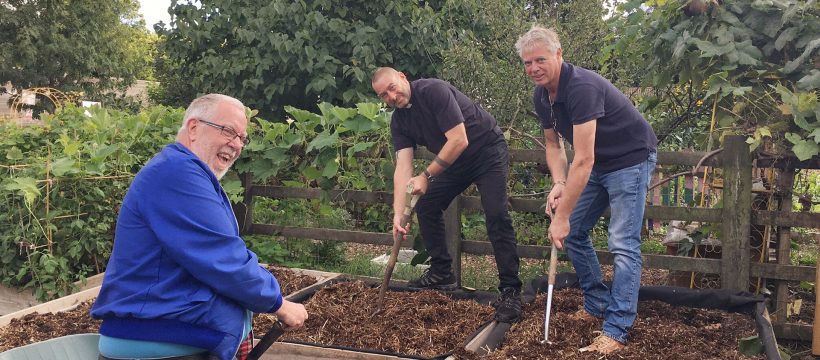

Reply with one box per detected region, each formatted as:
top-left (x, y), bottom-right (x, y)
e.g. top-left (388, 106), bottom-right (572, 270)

top-left (236, 135), bottom-right (819, 341)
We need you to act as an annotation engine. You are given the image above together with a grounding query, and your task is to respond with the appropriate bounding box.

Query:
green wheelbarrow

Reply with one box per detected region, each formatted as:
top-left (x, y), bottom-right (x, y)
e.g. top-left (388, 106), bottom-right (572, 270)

top-left (0, 333), bottom-right (100, 360)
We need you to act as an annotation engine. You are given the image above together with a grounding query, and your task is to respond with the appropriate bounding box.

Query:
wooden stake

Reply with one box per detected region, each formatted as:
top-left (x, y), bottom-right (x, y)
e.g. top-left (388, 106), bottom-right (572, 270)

top-left (813, 233), bottom-right (819, 356)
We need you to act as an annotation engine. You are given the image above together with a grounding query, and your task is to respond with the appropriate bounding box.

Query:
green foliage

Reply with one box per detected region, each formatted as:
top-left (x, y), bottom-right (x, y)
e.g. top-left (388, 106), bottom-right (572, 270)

top-left (611, 0), bottom-right (819, 158)
top-left (234, 102), bottom-right (393, 190)
top-left (440, 0), bottom-right (613, 146)
top-left (157, 0), bottom-right (448, 119)
top-left (0, 105), bottom-right (182, 300)
top-left (0, 0), bottom-right (156, 94)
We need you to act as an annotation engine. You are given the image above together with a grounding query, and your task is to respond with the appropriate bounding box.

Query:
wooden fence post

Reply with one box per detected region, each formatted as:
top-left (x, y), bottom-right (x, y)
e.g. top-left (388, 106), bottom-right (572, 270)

top-left (445, 196), bottom-right (462, 287)
top-left (720, 135), bottom-right (752, 291)
top-left (773, 169), bottom-right (795, 328)
top-left (236, 172), bottom-right (255, 235)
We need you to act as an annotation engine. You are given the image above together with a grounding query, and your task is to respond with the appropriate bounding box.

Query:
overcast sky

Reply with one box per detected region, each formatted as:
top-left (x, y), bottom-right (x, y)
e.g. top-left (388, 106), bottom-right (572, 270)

top-left (137, 0), bottom-right (172, 31)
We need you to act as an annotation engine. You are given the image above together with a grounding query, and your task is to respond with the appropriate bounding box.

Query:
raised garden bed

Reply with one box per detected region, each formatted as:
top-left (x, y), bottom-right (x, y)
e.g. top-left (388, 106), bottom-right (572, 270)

top-left (254, 278), bottom-right (498, 359)
top-left (0, 266), bottom-right (329, 352)
top-left (453, 288), bottom-right (764, 359)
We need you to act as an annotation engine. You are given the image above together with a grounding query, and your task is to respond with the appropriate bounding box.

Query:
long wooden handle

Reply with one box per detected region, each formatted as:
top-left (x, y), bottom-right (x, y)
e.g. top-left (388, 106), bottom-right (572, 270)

top-left (377, 185), bottom-right (419, 306)
top-left (548, 241), bottom-right (558, 286)
top-left (247, 320), bottom-right (285, 360)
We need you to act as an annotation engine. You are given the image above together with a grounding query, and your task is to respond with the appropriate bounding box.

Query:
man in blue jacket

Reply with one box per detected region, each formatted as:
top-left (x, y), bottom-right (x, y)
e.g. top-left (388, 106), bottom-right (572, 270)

top-left (91, 94), bottom-right (308, 360)
top-left (516, 26), bottom-right (657, 354)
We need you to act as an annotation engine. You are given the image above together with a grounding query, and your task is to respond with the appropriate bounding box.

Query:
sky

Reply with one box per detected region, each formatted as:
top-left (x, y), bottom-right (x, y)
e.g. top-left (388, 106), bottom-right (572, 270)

top-left (137, 0), bottom-right (172, 31)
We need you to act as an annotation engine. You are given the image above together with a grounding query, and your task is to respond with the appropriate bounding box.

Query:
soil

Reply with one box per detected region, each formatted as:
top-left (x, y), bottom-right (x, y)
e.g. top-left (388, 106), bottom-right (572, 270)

top-left (0, 266), bottom-right (315, 351)
top-left (253, 280), bottom-right (495, 358)
top-left (452, 288), bottom-right (764, 360)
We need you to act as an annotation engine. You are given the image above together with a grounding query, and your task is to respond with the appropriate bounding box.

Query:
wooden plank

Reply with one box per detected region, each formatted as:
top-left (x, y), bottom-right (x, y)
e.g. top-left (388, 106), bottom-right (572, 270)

top-left (462, 241), bottom-right (722, 274)
top-left (752, 210), bottom-right (820, 228)
top-left (720, 136), bottom-right (751, 291)
top-left (0, 286), bottom-right (101, 327)
top-left (262, 342), bottom-right (404, 359)
top-left (749, 262), bottom-right (815, 282)
top-left (773, 323), bottom-right (813, 342)
top-left (252, 186), bottom-right (392, 204)
top-left (251, 224), bottom-right (395, 247)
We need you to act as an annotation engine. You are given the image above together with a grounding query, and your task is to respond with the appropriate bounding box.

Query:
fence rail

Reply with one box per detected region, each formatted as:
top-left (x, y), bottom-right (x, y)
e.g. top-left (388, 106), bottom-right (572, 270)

top-left (238, 135), bottom-right (819, 341)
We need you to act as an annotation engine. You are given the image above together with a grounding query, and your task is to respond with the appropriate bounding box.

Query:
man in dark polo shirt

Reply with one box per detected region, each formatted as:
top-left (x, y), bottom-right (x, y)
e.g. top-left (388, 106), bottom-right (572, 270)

top-left (371, 67), bottom-right (523, 323)
top-left (515, 26), bottom-right (657, 354)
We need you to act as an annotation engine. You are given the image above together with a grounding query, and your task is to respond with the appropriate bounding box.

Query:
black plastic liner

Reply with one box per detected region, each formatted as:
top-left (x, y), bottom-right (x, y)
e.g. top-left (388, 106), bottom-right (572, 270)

top-left (280, 276), bottom-right (501, 360)
top-left (521, 273), bottom-right (781, 360)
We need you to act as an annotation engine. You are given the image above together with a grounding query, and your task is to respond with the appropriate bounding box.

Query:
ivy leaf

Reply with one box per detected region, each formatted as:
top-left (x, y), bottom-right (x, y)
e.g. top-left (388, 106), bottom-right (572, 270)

top-left (321, 158), bottom-right (339, 178)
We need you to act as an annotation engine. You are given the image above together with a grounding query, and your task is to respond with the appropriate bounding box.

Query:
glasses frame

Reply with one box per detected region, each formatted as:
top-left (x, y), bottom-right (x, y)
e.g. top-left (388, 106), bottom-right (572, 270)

top-left (197, 119), bottom-right (250, 145)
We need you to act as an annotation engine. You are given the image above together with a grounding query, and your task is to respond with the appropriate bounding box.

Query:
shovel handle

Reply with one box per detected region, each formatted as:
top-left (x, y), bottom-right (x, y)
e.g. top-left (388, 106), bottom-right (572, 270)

top-left (377, 185), bottom-right (419, 305)
top-left (247, 320), bottom-right (285, 360)
top-left (548, 242), bottom-right (558, 286)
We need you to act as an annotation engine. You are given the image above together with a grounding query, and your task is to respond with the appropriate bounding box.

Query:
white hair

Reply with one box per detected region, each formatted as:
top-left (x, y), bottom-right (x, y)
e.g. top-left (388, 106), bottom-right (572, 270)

top-left (177, 94), bottom-right (245, 136)
top-left (515, 25), bottom-right (562, 57)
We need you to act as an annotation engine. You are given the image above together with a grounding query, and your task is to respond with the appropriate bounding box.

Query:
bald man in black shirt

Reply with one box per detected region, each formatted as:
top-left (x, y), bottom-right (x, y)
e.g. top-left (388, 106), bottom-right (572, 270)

top-left (372, 67), bottom-right (523, 323)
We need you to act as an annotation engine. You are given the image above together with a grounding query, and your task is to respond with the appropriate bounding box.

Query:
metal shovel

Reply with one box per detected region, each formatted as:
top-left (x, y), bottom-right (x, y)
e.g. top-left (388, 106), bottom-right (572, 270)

top-left (376, 184), bottom-right (420, 310)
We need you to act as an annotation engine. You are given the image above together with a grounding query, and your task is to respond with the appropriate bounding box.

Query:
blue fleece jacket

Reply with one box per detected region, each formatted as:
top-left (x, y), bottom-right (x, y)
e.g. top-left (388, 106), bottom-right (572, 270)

top-left (91, 143), bottom-right (283, 360)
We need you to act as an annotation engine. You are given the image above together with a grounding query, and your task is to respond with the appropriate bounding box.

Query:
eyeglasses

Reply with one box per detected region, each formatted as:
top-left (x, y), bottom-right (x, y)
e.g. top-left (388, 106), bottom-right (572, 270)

top-left (198, 119), bottom-right (250, 145)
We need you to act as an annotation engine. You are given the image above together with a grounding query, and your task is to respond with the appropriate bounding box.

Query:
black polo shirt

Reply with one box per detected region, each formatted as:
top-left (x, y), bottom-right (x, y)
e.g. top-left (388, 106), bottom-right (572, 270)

top-left (391, 79), bottom-right (502, 167)
top-left (533, 62), bottom-right (657, 173)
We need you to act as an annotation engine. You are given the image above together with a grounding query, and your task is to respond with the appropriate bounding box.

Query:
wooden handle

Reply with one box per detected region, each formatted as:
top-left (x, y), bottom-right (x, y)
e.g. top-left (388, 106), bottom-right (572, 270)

top-left (377, 186), bottom-right (419, 306)
top-left (247, 320), bottom-right (285, 360)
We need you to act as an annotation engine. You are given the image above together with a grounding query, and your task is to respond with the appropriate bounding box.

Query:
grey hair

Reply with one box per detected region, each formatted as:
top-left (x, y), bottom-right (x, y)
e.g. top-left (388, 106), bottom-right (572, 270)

top-left (515, 25), bottom-right (562, 57)
top-left (177, 94), bottom-right (245, 136)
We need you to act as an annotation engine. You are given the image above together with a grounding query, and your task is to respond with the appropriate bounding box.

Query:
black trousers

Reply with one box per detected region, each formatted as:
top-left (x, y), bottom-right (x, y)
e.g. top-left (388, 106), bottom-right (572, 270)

top-left (415, 138), bottom-right (522, 290)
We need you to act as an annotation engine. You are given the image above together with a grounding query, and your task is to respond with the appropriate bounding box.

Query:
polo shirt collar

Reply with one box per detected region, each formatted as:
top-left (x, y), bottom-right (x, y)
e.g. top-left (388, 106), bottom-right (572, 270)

top-left (553, 62), bottom-right (572, 104)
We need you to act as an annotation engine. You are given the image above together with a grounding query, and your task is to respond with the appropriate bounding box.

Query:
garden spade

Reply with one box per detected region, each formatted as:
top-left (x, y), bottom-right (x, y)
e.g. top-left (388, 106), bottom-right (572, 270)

top-left (541, 239), bottom-right (559, 345)
top-left (541, 205), bottom-right (559, 345)
top-left (247, 320), bottom-right (285, 360)
top-left (376, 184), bottom-right (419, 311)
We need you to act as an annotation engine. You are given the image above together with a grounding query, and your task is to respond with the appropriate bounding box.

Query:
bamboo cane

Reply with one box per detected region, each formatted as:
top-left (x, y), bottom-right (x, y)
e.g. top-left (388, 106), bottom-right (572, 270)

top-left (813, 234), bottom-right (819, 356)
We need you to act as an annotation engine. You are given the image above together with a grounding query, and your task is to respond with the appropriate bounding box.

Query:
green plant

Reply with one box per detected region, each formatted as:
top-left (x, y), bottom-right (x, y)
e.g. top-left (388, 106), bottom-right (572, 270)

top-left (611, 0), bottom-right (819, 159)
top-left (0, 104), bottom-right (182, 300)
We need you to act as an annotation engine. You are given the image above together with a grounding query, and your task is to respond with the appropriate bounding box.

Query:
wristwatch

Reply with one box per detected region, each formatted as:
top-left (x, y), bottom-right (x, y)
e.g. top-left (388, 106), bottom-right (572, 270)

top-left (423, 169), bottom-right (434, 181)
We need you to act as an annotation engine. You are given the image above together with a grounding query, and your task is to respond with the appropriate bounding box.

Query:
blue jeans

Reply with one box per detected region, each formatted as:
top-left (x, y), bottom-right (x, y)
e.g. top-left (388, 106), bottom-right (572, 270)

top-left (565, 151), bottom-right (656, 343)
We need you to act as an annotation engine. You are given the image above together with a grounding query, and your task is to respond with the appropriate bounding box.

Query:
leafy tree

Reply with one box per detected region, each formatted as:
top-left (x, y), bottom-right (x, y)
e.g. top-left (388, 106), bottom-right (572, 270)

top-left (157, 0), bottom-right (448, 119)
top-left (0, 0), bottom-right (156, 94)
top-left (610, 0), bottom-right (819, 159)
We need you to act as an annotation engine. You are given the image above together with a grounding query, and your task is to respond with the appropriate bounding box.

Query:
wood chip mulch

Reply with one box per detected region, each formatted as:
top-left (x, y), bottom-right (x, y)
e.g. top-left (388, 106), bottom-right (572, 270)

top-left (452, 288), bottom-right (764, 360)
top-left (0, 266), bottom-right (315, 352)
top-left (253, 280), bottom-right (495, 358)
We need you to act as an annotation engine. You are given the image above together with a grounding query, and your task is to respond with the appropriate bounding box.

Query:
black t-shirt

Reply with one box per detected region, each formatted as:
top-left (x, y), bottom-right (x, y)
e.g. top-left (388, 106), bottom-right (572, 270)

top-left (533, 62), bottom-right (657, 173)
top-left (391, 79), bottom-right (501, 166)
